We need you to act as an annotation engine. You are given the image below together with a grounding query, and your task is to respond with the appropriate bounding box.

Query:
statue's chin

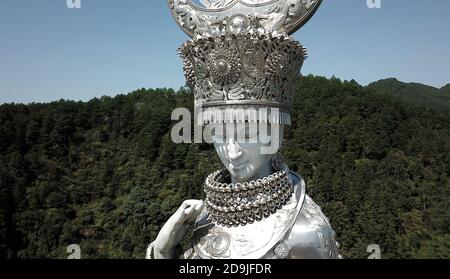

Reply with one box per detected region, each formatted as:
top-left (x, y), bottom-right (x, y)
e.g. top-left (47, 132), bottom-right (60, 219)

top-left (228, 166), bottom-right (256, 182)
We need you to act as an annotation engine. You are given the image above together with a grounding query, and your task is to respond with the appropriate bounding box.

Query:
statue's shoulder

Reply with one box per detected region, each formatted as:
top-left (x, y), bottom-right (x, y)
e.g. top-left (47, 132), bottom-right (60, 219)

top-left (283, 192), bottom-right (341, 259)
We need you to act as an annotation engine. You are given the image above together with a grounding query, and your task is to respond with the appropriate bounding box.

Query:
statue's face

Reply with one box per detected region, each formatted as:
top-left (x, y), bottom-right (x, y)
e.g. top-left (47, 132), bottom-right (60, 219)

top-left (212, 123), bottom-right (283, 182)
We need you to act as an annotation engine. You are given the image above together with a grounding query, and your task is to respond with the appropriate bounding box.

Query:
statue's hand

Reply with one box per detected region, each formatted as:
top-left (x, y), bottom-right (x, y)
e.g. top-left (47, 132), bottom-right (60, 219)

top-left (175, 199), bottom-right (204, 225)
top-left (152, 200), bottom-right (204, 258)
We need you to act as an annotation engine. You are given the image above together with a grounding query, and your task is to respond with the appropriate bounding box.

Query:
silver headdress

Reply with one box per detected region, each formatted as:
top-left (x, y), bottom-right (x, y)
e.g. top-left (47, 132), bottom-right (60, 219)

top-left (168, 0), bottom-right (322, 125)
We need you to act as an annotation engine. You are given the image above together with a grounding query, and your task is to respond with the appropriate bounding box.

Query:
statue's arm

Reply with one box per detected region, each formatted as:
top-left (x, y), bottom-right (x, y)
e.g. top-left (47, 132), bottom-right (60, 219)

top-left (145, 242), bottom-right (157, 259)
top-left (146, 200), bottom-right (204, 259)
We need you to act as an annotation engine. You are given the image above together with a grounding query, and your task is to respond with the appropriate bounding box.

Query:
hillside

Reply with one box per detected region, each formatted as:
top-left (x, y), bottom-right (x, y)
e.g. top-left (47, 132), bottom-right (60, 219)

top-left (0, 76), bottom-right (449, 259)
top-left (440, 84), bottom-right (450, 94)
top-left (367, 78), bottom-right (450, 111)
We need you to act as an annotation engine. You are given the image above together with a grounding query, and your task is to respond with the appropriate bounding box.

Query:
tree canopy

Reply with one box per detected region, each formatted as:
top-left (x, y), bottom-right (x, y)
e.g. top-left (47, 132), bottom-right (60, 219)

top-left (0, 76), bottom-right (449, 258)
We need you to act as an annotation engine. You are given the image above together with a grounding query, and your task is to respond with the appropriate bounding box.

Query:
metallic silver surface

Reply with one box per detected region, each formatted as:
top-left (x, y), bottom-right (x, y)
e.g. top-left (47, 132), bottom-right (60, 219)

top-left (283, 195), bottom-right (341, 259)
top-left (273, 241), bottom-right (290, 259)
top-left (171, 1), bottom-right (320, 125)
top-left (147, 0), bottom-right (340, 260)
top-left (168, 0), bottom-right (322, 38)
top-left (179, 34), bottom-right (306, 114)
top-left (204, 169), bottom-right (294, 227)
top-left (184, 172), bottom-right (341, 259)
top-left (197, 105), bottom-right (292, 125)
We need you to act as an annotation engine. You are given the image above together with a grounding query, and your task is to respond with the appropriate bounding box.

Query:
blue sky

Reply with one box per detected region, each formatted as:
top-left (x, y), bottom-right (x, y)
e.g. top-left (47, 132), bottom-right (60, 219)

top-left (0, 0), bottom-right (449, 104)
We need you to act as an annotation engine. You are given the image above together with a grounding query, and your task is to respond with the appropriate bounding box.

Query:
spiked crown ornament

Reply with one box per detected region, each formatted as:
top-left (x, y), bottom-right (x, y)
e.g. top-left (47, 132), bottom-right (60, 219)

top-left (168, 0), bottom-right (322, 125)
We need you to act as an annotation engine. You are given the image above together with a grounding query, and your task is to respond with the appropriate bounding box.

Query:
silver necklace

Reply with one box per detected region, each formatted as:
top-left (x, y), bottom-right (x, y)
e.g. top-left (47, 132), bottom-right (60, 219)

top-left (204, 170), bottom-right (294, 227)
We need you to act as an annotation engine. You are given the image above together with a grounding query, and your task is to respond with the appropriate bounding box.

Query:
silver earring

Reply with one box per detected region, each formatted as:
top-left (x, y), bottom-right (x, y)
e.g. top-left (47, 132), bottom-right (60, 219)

top-left (271, 152), bottom-right (286, 171)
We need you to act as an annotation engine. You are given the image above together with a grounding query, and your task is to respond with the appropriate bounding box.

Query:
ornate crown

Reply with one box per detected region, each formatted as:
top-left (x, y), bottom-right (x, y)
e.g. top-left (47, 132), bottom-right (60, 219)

top-left (168, 0), bottom-right (322, 38)
top-left (168, 0), bottom-right (322, 125)
top-left (179, 34), bottom-right (306, 124)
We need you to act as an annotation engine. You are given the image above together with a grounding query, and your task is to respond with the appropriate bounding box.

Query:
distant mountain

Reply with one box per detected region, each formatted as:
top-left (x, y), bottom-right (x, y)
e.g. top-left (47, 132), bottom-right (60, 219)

top-left (440, 83), bottom-right (450, 94)
top-left (367, 78), bottom-right (450, 111)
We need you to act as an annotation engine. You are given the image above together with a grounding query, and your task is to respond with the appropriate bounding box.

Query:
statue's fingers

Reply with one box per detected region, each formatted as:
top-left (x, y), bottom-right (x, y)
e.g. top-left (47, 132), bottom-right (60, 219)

top-left (173, 201), bottom-right (193, 222)
top-left (194, 201), bottom-right (204, 211)
top-left (184, 206), bottom-right (194, 216)
top-left (181, 200), bottom-right (192, 209)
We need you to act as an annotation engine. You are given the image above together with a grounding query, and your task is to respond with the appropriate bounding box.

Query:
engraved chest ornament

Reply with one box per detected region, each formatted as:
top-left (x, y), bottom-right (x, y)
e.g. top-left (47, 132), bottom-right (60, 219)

top-left (205, 227), bottom-right (231, 256)
top-left (168, 0), bottom-right (322, 38)
top-left (273, 241), bottom-right (290, 259)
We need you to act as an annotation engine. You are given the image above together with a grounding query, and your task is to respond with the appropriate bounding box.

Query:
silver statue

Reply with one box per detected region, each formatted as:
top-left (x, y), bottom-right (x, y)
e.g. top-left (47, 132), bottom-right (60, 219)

top-left (168, 0), bottom-right (322, 38)
top-left (146, 0), bottom-right (341, 259)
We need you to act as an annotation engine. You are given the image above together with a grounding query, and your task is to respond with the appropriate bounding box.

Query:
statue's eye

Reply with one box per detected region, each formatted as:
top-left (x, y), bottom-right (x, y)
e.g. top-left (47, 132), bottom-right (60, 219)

top-left (240, 124), bottom-right (258, 140)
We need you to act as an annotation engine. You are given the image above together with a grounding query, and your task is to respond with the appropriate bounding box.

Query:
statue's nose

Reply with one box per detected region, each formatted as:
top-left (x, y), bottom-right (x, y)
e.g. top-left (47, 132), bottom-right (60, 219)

top-left (227, 142), bottom-right (243, 160)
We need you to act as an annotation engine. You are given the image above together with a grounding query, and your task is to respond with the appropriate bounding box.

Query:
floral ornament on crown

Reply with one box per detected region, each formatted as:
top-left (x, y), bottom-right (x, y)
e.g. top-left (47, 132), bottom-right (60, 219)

top-left (179, 34), bottom-right (306, 107)
top-left (207, 43), bottom-right (241, 87)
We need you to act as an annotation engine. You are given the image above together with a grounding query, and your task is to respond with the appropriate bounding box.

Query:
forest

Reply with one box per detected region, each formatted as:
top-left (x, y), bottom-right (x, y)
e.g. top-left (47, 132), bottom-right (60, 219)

top-left (0, 75), bottom-right (449, 259)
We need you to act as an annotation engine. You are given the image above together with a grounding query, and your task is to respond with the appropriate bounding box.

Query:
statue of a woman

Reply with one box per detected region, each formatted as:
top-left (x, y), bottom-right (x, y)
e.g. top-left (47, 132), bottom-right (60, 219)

top-left (147, 0), bottom-right (340, 259)
top-left (147, 115), bottom-right (341, 259)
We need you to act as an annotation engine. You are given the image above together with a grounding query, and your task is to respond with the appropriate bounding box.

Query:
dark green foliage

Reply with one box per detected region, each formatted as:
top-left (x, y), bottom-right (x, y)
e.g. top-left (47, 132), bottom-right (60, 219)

top-left (0, 77), bottom-right (448, 258)
top-left (367, 78), bottom-right (450, 112)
